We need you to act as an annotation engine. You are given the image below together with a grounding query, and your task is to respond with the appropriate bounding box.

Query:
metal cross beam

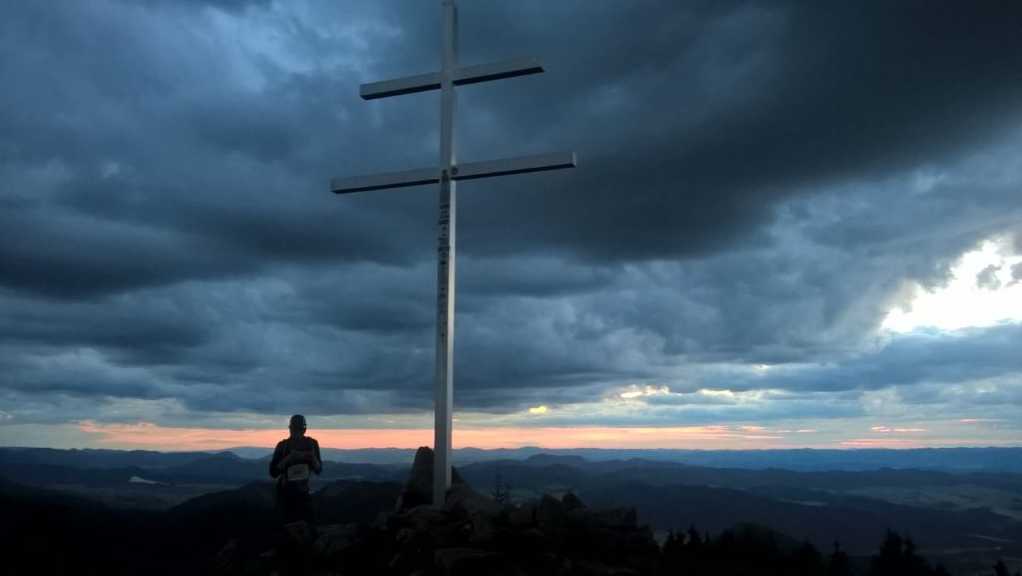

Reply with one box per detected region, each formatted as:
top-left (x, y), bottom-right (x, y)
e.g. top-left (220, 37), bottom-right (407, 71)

top-left (329, 0), bottom-right (575, 506)
top-left (331, 152), bottom-right (577, 194)
top-left (359, 57), bottom-right (545, 100)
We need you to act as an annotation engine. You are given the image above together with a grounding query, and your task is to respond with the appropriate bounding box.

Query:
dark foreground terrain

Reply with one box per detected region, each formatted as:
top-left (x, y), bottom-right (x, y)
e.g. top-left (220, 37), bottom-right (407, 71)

top-left (2, 446), bottom-right (1021, 575)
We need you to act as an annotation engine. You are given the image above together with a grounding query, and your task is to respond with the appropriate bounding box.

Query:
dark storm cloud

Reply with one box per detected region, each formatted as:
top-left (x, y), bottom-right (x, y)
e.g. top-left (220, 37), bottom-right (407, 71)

top-left (0, 290), bottom-right (209, 361)
top-left (727, 323), bottom-right (1022, 394)
top-left (124, 0), bottom-right (272, 11)
top-left (5, 1), bottom-right (1019, 297)
top-left (449, 1), bottom-right (1022, 261)
top-left (0, 0), bottom-right (438, 300)
top-left (1, 1), bottom-right (1021, 427)
top-left (0, 344), bottom-right (165, 400)
top-left (0, 204), bottom-right (254, 298)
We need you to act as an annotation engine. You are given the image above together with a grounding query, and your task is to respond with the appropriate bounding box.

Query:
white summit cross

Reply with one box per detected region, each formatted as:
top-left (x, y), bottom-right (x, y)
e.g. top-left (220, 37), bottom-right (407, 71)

top-left (330, 0), bottom-right (576, 505)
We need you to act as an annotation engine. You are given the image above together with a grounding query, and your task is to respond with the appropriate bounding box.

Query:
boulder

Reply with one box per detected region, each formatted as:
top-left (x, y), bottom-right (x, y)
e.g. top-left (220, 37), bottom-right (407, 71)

top-left (212, 538), bottom-right (241, 575)
top-left (507, 502), bottom-right (536, 528)
top-left (536, 494), bottom-right (566, 532)
top-left (395, 446), bottom-right (467, 511)
top-left (391, 505), bottom-right (468, 549)
top-left (395, 446), bottom-right (434, 511)
top-left (445, 483), bottom-right (502, 517)
top-left (574, 560), bottom-right (641, 576)
top-left (434, 547), bottom-right (504, 576)
top-left (283, 520), bottom-right (315, 543)
top-left (591, 507), bottom-right (638, 529)
top-left (562, 492), bottom-right (586, 512)
top-left (313, 523), bottom-right (358, 559)
top-left (393, 504), bottom-right (449, 532)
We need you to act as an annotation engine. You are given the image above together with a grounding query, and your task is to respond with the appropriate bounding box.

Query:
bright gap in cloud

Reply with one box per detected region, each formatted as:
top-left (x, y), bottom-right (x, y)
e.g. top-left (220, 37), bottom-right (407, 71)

top-left (882, 235), bottom-right (1022, 333)
top-left (618, 385), bottom-right (670, 400)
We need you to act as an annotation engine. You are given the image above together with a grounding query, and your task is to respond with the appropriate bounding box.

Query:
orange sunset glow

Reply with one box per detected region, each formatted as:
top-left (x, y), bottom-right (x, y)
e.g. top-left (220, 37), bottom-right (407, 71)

top-left (77, 420), bottom-right (811, 451)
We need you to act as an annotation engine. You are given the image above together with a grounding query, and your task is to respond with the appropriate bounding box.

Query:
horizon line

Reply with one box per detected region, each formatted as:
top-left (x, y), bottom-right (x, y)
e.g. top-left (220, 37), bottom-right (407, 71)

top-left (3, 444), bottom-right (1021, 453)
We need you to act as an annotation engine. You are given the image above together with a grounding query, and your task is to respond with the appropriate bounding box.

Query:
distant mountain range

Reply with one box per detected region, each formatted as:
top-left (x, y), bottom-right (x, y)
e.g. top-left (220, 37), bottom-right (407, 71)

top-left (455, 455), bottom-right (1022, 555)
top-left (2, 446), bottom-right (1021, 574)
top-left (222, 446), bottom-right (1022, 472)
top-left (8, 445), bottom-right (1019, 472)
top-left (0, 446), bottom-right (405, 509)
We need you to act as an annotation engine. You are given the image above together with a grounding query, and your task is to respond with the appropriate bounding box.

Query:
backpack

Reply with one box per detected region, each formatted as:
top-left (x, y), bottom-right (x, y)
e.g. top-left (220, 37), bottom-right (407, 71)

top-left (277, 438), bottom-right (313, 493)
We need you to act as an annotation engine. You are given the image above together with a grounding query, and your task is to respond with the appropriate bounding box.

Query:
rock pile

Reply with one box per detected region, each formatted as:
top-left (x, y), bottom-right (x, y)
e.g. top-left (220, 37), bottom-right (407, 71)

top-left (217, 446), bottom-right (660, 575)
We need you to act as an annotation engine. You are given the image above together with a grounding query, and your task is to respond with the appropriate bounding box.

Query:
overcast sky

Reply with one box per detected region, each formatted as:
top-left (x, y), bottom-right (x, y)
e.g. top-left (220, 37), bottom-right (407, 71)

top-left (2, 0), bottom-right (1021, 450)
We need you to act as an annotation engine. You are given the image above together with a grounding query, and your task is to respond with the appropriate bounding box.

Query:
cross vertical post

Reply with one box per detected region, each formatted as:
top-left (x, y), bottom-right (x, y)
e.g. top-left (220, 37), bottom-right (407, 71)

top-left (330, 0), bottom-right (576, 506)
top-left (434, 0), bottom-right (457, 508)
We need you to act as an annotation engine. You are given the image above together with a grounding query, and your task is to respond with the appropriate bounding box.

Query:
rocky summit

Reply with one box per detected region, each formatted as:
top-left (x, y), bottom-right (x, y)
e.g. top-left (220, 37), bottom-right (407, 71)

top-left (215, 446), bottom-right (659, 576)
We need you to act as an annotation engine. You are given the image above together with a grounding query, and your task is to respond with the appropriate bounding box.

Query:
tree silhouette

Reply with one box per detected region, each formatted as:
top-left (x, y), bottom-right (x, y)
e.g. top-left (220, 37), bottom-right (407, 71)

top-left (868, 530), bottom-right (950, 576)
top-left (658, 527), bottom-right (976, 576)
top-left (992, 559), bottom-right (1022, 576)
top-left (828, 541), bottom-right (851, 576)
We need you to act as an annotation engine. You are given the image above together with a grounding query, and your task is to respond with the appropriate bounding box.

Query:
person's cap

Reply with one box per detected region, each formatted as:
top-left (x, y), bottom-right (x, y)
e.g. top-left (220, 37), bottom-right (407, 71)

top-left (289, 414), bottom-right (307, 430)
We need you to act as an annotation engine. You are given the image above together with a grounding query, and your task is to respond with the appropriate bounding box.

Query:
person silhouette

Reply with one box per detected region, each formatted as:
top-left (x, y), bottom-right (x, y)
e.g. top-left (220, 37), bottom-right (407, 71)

top-left (269, 415), bottom-right (323, 575)
top-left (269, 414), bottom-right (323, 526)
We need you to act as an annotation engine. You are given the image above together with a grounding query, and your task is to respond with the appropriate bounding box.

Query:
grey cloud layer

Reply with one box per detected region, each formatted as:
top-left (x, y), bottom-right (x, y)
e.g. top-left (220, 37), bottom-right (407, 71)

top-left (1, 1), bottom-right (1021, 429)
